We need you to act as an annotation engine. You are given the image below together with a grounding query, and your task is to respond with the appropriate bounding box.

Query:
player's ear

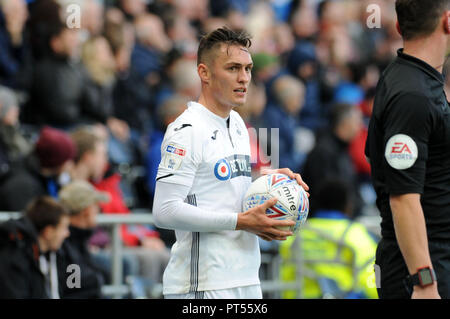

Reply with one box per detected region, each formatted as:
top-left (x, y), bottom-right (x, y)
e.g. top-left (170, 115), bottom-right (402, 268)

top-left (444, 11), bottom-right (450, 34)
top-left (396, 21), bottom-right (402, 36)
top-left (198, 63), bottom-right (210, 84)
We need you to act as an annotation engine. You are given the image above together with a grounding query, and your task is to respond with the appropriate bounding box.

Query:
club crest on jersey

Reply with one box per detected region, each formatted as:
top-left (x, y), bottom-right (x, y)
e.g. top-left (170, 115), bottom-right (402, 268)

top-left (384, 134), bottom-right (418, 170)
top-left (214, 155), bottom-right (251, 181)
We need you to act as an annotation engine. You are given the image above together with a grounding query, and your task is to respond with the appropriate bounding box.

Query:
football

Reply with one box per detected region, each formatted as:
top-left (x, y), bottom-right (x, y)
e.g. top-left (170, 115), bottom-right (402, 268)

top-left (243, 173), bottom-right (309, 233)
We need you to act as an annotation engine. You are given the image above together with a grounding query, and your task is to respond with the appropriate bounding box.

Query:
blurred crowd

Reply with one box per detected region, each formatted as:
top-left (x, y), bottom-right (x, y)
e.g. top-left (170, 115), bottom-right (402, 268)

top-left (0, 0), bottom-right (405, 298)
top-left (0, 0), bottom-right (403, 212)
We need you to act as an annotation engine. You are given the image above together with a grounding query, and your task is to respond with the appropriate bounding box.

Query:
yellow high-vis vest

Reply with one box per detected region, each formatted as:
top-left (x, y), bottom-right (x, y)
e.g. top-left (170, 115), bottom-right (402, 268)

top-left (279, 213), bottom-right (378, 299)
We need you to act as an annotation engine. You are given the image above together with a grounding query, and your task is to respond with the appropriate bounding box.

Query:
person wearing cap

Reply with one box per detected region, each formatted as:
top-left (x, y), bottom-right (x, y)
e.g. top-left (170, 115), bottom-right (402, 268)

top-left (0, 126), bottom-right (76, 211)
top-left (57, 179), bottom-right (111, 299)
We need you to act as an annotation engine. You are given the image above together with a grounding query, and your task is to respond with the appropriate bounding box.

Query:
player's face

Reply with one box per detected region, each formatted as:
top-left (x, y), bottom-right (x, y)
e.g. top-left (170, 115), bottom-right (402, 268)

top-left (209, 44), bottom-right (253, 109)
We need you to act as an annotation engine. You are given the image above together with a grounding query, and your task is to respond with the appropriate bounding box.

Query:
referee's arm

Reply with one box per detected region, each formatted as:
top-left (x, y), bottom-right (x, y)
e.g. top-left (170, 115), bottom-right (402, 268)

top-left (390, 193), bottom-right (440, 299)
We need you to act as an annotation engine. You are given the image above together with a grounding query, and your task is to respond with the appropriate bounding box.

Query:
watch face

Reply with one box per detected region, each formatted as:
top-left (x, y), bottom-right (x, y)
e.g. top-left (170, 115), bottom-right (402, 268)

top-left (419, 269), bottom-right (433, 285)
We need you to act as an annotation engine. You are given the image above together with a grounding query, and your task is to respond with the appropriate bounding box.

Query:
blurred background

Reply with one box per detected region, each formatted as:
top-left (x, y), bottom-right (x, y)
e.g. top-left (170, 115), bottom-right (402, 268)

top-left (0, 0), bottom-right (404, 299)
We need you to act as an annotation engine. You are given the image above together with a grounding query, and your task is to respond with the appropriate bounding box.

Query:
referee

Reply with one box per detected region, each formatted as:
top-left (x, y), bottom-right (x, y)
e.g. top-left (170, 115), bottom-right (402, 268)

top-left (365, 0), bottom-right (450, 299)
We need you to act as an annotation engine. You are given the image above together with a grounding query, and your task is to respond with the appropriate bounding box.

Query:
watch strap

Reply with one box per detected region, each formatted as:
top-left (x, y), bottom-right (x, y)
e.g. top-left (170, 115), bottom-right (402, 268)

top-left (407, 267), bottom-right (436, 287)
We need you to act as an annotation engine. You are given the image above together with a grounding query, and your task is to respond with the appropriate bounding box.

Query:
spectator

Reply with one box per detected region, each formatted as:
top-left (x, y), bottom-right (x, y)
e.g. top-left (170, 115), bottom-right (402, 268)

top-left (251, 52), bottom-right (283, 85)
top-left (349, 87), bottom-right (377, 178)
top-left (287, 40), bottom-right (324, 131)
top-left (81, 35), bottom-right (134, 165)
top-left (301, 102), bottom-right (363, 216)
top-left (104, 7), bottom-right (150, 140)
top-left (146, 95), bottom-right (188, 201)
top-left (272, 22), bottom-right (296, 63)
top-left (164, 9), bottom-right (199, 57)
top-left (0, 126), bottom-right (76, 211)
top-left (0, 85), bottom-right (32, 178)
top-left (154, 57), bottom-right (201, 113)
top-left (263, 74), bottom-right (308, 170)
top-left (81, 35), bottom-right (118, 127)
top-left (132, 13), bottom-right (171, 90)
top-left (234, 81), bottom-right (269, 176)
top-left (0, 196), bottom-right (70, 298)
top-left (118, 0), bottom-right (147, 21)
top-left (104, 6), bottom-right (134, 74)
top-left (125, 13), bottom-right (172, 126)
top-left (0, 0), bottom-right (32, 90)
top-left (112, 12), bottom-right (170, 135)
top-left (80, 0), bottom-right (105, 38)
top-left (279, 178), bottom-right (378, 299)
top-left (28, 23), bottom-right (79, 126)
top-left (57, 180), bottom-right (111, 299)
top-left (27, 0), bottom-right (63, 60)
top-left (70, 126), bottom-right (170, 286)
top-left (29, 23), bottom-right (108, 128)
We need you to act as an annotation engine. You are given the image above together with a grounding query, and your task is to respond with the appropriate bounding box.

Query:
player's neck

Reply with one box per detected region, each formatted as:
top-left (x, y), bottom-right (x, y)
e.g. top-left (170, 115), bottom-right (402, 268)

top-left (403, 35), bottom-right (447, 73)
top-left (198, 93), bottom-right (231, 119)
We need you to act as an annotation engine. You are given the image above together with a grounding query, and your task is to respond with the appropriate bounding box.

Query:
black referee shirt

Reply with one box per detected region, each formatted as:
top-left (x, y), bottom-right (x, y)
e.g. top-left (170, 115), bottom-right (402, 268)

top-left (365, 49), bottom-right (450, 240)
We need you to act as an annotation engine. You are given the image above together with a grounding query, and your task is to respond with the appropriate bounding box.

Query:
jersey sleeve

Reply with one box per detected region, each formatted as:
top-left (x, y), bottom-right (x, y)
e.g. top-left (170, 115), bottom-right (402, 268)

top-left (153, 181), bottom-right (238, 232)
top-left (156, 120), bottom-right (201, 188)
top-left (382, 93), bottom-right (433, 195)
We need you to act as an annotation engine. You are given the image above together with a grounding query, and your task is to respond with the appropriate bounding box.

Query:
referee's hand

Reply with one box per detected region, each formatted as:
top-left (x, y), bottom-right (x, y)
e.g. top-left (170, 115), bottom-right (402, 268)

top-left (236, 198), bottom-right (295, 241)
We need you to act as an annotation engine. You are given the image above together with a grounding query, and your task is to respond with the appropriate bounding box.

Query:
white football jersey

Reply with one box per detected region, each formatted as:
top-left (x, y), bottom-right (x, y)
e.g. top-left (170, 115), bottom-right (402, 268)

top-left (156, 101), bottom-right (259, 294)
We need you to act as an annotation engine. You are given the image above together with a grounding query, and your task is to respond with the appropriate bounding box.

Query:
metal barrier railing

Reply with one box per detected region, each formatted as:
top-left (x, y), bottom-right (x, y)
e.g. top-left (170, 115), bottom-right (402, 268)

top-left (0, 211), bottom-right (299, 298)
top-left (0, 211), bottom-right (380, 299)
top-left (0, 211), bottom-right (156, 298)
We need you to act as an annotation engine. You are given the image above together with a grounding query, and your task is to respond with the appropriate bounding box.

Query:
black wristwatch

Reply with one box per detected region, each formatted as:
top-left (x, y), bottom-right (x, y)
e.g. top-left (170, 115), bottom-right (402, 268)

top-left (406, 267), bottom-right (436, 287)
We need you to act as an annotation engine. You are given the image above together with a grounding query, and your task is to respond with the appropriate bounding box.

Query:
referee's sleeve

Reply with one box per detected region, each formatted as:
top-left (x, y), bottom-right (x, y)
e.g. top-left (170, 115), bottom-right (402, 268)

top-left (382, 93), bottom-right (433, 195)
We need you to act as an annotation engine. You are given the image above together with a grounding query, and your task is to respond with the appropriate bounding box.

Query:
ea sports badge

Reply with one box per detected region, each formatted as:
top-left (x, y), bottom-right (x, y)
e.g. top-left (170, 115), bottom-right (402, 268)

top-left (214, 159), bottom-right (231, 180)
top-left (384, 134), bottom-right (418, 170)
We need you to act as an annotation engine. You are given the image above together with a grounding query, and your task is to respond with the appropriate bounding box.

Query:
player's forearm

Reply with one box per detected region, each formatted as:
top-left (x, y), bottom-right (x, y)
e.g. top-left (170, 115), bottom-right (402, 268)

top-left (153, 181), bottom-right (238, 232)
top-left (390, 193), bottom-right (433, 274)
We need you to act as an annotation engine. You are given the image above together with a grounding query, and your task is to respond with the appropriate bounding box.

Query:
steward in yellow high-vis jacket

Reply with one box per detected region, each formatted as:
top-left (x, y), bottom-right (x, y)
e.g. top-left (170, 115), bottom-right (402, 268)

top-left (279, 179), bottom-right (378, 299)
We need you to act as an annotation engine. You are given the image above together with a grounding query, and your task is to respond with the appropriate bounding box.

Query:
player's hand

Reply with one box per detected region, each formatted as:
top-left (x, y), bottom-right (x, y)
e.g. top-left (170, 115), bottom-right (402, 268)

top-left (236, 198), bottom-right (295, 241)
top-left (261, 168), bottom-right (310, 196)
top-left (412, 283), bottom-right (441, 299)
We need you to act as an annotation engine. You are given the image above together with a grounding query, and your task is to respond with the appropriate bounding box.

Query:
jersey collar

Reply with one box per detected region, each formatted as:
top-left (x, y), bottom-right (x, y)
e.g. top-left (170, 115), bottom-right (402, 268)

top-left (397, 48), bottom-right (444, 84)
top-left (187, 101), bottom-right (229, 128)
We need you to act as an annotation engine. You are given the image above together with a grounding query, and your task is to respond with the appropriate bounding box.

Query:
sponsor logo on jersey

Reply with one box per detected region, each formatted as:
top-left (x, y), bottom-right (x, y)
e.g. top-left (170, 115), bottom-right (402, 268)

top-left (384, 134), bottom-right (418, 170)
top-left (162, 143), bottom-right (186, 170)
top-left (166, 144), bottom-right (186, 156)
top-left (214, 155), bottom-right (251, 181)
top-left (214, 159), bottom-right (231, 180)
